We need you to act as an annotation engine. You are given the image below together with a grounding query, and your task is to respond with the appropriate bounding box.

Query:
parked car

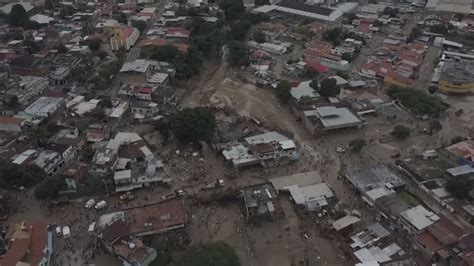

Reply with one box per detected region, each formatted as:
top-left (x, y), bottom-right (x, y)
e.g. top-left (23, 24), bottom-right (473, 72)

top-left (84, 199), bottom-right (96, 209)
top-left (94, 200), bottom-right (106, 210)
top-left (55, 226), bottom-right (62, 236)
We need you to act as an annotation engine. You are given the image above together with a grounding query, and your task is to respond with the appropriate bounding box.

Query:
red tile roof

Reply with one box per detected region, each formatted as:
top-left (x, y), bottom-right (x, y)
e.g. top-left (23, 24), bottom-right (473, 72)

top-left (416, 231), bottom-right (443, 254)
top-left (0, 116), bottom-right (24, 125)
top-left (135, 87), bottom-right (153, 94)
top-left (427, 215), bottom-right (465, 246)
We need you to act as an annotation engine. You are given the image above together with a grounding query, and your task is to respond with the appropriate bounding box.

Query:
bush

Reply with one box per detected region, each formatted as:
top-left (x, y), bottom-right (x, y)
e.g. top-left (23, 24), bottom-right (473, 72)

top-left (319, 78), bottom-right (340, 97)
top-left (175, 242), bottom-right (240, 266)
top-left (275, 81), bottom-right (292, 103)
top-left (446, 176), bottom-right (473, 200)
top-left (170, 108), bottom-right (216, 143)
top-left (349, 139), bottom-right (366, 152)
top-left (392, 125), bottom-right (410, 139)
top-left (88, 39), bottom-right (101, 52)
top-left (387, 87), bottom-right (448, 117)
top-left (34, 176), bottom-right (67, 200)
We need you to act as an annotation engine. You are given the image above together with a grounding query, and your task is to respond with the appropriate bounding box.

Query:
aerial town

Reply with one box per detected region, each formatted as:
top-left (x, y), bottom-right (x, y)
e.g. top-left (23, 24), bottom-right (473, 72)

top-left (0, 0), bottom-right (473, 264)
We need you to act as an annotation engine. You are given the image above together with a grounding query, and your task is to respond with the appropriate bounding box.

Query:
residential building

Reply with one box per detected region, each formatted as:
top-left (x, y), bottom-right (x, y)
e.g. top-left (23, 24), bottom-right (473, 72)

top-left (110, 27), bottom-right (140, 51)
top-left (90, 141), bottom-right (120, 178)
top-left (49, 127), bottom-right (83, 152)
top-left (303, 106), bottom-right (363, 135)
top-left (33, 149), bottom-right (64, 176)
top-left (399, 205), bottom-right (440, 236)
top-left (243, 182), bottom-right (281, 221)
top-left (119, 60), bottom-right (157, 84)
top-left (130, 101), bottom-right (159, 118)
top-left (247, 41), bottom-right (288, 55)
top-left (24, 97), bottom-right (64, 118)
top-left (44, 143), bottom-right (75, 163)
top-left (438, 61), bottom-right (474, 94)
top-left (304, 49), bottom-right (350, 71)
top-left (443, 140), bottom-right (474, 165)
top-left (114, 158), bottom-right (168, 192)
top-left (97, 199), bottom-right (186, 265)
top-left (118, 85), bottom-right (157, 101)
top-left (0, 116), bottom-right (24, 132)
top-left (290, 80), bottom-right (319, 102)
top-left (0, 219), bottom-right (51, 266)
top-left (1, 75), bottom-right (49, 106)
top-left (270, 171), bottom-right (335, 211)
top-left (8, 55), bottom-right (49, 77)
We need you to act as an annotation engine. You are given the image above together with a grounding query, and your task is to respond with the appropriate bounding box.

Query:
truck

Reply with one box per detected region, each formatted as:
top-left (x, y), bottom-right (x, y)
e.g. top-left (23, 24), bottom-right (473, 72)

top-left (62, 226), bottom-right (71, 239)
top-left (88, 222), bottom-right (96, 236)
top-left (201, 179), bottom-right (225, 191)
top-left (94, 200), bottom-right (106, 210)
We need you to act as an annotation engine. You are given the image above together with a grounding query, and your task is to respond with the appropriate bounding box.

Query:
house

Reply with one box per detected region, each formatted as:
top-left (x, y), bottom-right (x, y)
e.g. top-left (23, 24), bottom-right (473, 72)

top-left (49, 127), bottom-right (83, 152)
top-left (110, 27), bottom-right (140, 51)
top-left (8, 55), bottom-right (49, 77)
top-left (33, 149), bottom-right (64, 176)
top-left (1, 75), bottom-right (49, 106)
top-left (130, 101), bottom-right (159, 118)
top-left (443, 140), bottom-right (474, 165)
top-left (44, 143), bottom-right (75, 163)
top-left (304, 49), bottom-right (349, 71)
top-left (0, 219), bottom-right (51, 266)
top-left (243, 182), bottom-right (281, 221)
top-left (303, 106), bottom-right (363, 135)
top-left (399, 205), bottom-right (440, 236)
top-left (290, 80), bottom-right (319, 102)
top-left (24, 97), bottom-right (64, 119)
top-left (119, 59), bottom-right (156, 84)
top-left (96, 199), bottom-right (185, 265)
top-left (118, 85), bottom-right (157, 101)
top-left (270, 171), bottom-right (335, 211)
top-left (0, 116), bottom-right (24, 132)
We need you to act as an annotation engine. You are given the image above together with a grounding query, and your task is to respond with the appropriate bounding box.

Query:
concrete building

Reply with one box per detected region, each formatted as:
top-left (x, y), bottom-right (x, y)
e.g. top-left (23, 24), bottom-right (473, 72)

top-left (290, 80), bottom-right (319, 102)
top-left (24, 97), bottom-right (64, 118)
top-left (110, 27), bottom-right (140, 51)
top-left (33, 149), bottom-right (64, 176)
top-left (399, 205), bottom-right (440, 236)
top-left (8, 55), bottom-right (49, 77)
top-left (243, 182), bottom-right (281, 221)
top-left (97, 200), bottom-right (186, 265)
top-left (438, 61), bottom-right (474, 94)
top-left (130, 101), bottom-right (159, 118)
top-left (303, 106), bottom-right (363, 135)
top-left (1, 75), bottom-right (49, 106)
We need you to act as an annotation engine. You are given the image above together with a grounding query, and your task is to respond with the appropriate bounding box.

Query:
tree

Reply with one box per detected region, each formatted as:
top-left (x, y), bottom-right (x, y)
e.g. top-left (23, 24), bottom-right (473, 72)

top-left (88, 39), bottom-right (101, 52)
top-left (349, 138), bottom-right (366, 152)
top-left (430, 24), bottom-right (449, 35)
top-left (59, 5), bottom-right (75, 18)
top-left (151, 45), bottom-right (179, 62)
top-left (118, 13), bottom-right (128, 24)
top-left (176, 6), bottom-right (188, 16)
top-left (227, 41), bottom-right (249, 67)
top-left (55, 44), bottom-right (68, 53)
top-left (323, 27), bottom-right (344, 45)
top-left (319, 78), bottom-right (339, 97)
top-left (99, 96), bottom-right (113, 108)
top-left (9, 4), bottom-right (29, 27)
top-left (428, 120), bottom-right (442, 132)
top-left (428, 86), bottom-right (438, 94)
top-left (450, 136), bottom-right (465, 145)
top-left (253, 30), bottom-right (266, 43)
top-left (275, 81), bottom-right (292, 103)
top-left (387, 86), bottom-right (448, 116)
top-left (170, 108), bottom-right (216, 143)
top-left (392, 125), bottom-right (410, 139)
top-left (295, 25), bottom-right (314, 39)
top-left (219, 0), bottom-right (245, 21)
top-left (34, 176), bottom-right (67, 200)
top-left (301, 67), bottom-right (317, 79)
top-left (0, 163), bottom-right (43, 188)
top-left (185, 45), bottom-right (203, 75)
top-left (341, 52), bottom-right (352, 62)
top-left (175, 242), bottom-right (240, 266)
top-left (382, 7), bottom-right (398, 17)
top-left (228, 19), bottom-right (252, 41)
top-left (26, 126), bottom-right (49, 146)
top-left (309, 79), bottom-right (318, 91)
top-left (132, 20), bottom-right (148, 34)
top-left (408, 27), bottom-right (422, 42)
top-left (445, 176), bottom-right (473, 200)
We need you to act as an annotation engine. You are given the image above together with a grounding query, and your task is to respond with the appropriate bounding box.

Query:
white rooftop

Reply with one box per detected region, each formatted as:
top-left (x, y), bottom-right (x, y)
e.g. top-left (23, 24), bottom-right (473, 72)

top-left (30, 14), bottom-right (54, 24)
top-left (114, 169), bottom-right (132, 181)
top-left (245, 131), bottom-right (289, 145)
top-left (400, 205), bottom-right (440, 231)
top-left (120, 59), bottom-right (156, 73)
top-left (1, 2), bottom-right (34, 14)
top-left (332, 215), bottom-right (361, 231)
top-left (290, 80), bottom-right (319, 101)
top-left (304, 106), bottom-right (362, 130)
top-left (24, 97), bottom-right (63, 118)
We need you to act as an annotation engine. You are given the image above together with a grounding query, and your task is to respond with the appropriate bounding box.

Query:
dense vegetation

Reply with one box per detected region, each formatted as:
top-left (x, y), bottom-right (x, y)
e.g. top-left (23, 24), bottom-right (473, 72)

top-left (175, 242), bottom-right (240, 266)
top-left (169, 107), bottom-right (216, 143)
top-left (392, 125), bottom-right (411, 139)
top-left (446, 176), bottom-right (473, 200)
top-left (387, 87), bottom-right (448, 117)
top-left (274, 81), bottom-right (292, 103)
top-left (34, 176), bottom-right (68, 200)
top-left (0, 163), bottom-right (44, 188)
top-left (349, 139), bottom-right (366, 152)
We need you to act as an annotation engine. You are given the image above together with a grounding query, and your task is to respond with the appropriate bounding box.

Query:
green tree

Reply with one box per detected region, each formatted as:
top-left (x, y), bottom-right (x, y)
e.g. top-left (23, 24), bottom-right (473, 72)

top-left (185, 45), bottom-right (203, 75)
top-left (59, 5), bottom-right (75, 18)
top-left (132, 20), bottom-right (148, 34)
top-left (445, 176), bottom-right (473, 200)
top-left (55, 44), bottom-right (68, 53)
top-left (301, 67), bottom-right (317, 79)
top-left (176, 6), bottom-right (188, 16)
top-left (319, 78), bottom-right (339, 97)
top-left (0, 163), bottom-right (43, 188)
top-left (253, 30), bottom-right (266, 43)
top-left (392, 125), bottom-right (410, 139)
top-left (428, 86), bottom-right (438, 94)
top-left (118, 13), bottom-right (128, 24)
top-left (430, 24), bottom-right (449, 35)
top-left (349, 139), bottom-right (366, 152)
top-left (151, 45), bottom-right (178, 62)
top-left (88, 39), bottom-right (101, 52)
top-left (34, 176), bottom-right (67, 200)
top-left (170, 108), bottom-right (216, 143)
top-left (341, 52), bottom-right (352, 62)
top-left (9, 4), bottom-right (29, 27)
top-left (99, 96), bottom-right (113, 108)
top-left (408, 27), bottom-right (422, 42)
top-left (387, 86), bottom-right (448, 116)
top-left (228, 19), bottom-right (252, 41)
top-left (228, 41), bottom-right (249, 67)
top-left (323, 27), bottom-right (344, 45)
top-left (275, 81), bottom-right (292, 103)
top-left (26, 126), bottom-right (49, 146)
top-left (295, 25), bottom-right (314, 38)
top-left (175, 242), bottom-right (240, 266)
top-left (219, 0), bottom-right (245, 21)
top-left (309, 79), bottom-right (318, 91)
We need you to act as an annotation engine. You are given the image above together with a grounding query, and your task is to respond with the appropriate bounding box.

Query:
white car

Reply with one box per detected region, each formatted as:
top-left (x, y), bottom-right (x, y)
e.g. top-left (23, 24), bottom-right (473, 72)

top-left (336, 147), bottom-right (346, 153)
top-left (85, 199), bottom-right (96, 209)
top-left (55, 226), bottom-right (62, 236)
top-left (94, 200), bottom-right (106, 210)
